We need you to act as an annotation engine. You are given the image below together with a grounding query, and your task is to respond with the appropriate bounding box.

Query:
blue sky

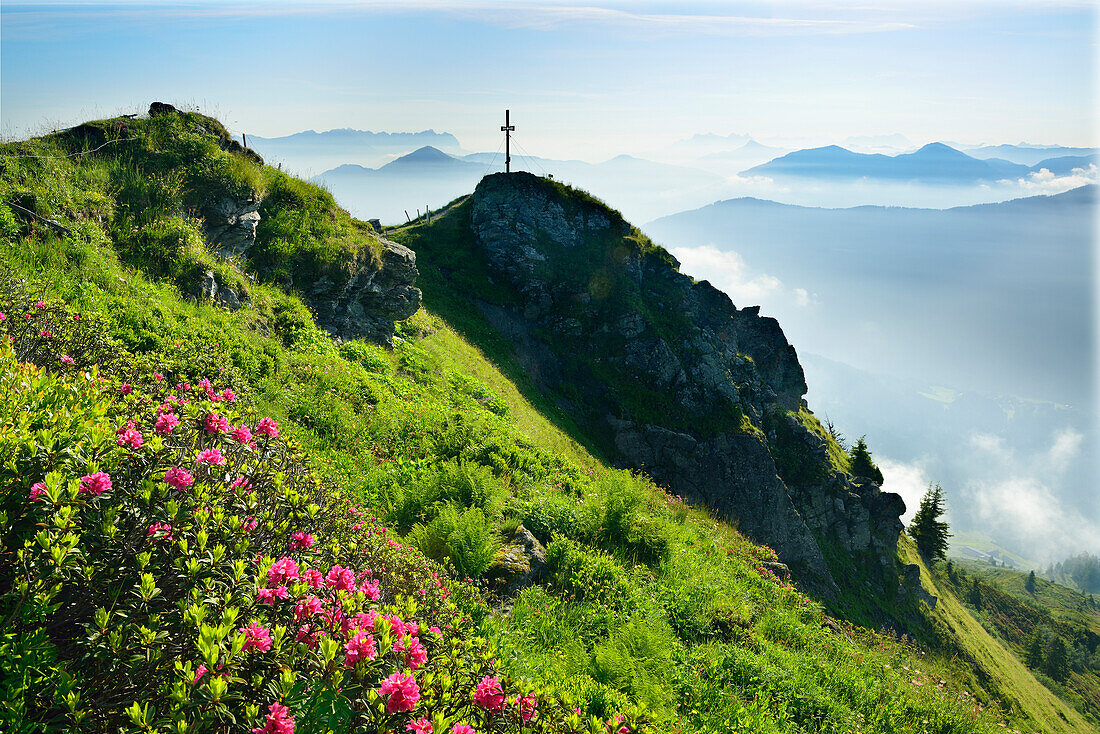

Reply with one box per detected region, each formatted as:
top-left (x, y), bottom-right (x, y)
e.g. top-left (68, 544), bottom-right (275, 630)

top-left (2, 1), bottom-right (1097, 158)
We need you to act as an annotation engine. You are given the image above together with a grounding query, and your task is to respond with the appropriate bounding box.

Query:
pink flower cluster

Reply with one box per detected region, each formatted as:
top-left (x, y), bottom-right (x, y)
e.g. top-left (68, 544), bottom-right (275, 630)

top-left (289, 532), bottom-right (314, 551)
top-left (117, 427), bottom-right (143, 450)
top-left (240, 622), bottom-right (273, 653)
top-left (29, 482), bottom-right (47, 501)
top-left (252, 702), bottom-right (294, 734)
top-left (154, 409), bottom-right (179, 435)
top-left (255, 417), bottom-right (279, 438)
top-left (164, 467), bottom-right (194, 491)
top-left (344, 630), bottom-right (377, 667)
top-left (474, 675), bottom-right (505, 712)
top-left (146, 522), bottom-right (174, 542)
top-left (195, 448), bottom-right (226, 466)
top-left (378, 672), bottom-right (420, 713)
top-left (78, 472), bottom-right (112, 496)
top-left (204, 412), bottom-right (229, 434)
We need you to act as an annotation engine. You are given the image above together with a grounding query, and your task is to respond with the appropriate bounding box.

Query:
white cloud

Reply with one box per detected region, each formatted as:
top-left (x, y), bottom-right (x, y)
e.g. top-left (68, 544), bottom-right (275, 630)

top-left (669, 244), bottom-right (783, 304)
top-left (793, 287), bottom-right (814, 307)
top-left (879, 457), bottom-right (931, 523)
top-left (1049, 427), bottom-right (1083, 470)
top-left (997, 164), bottom-right (1098, 194)
top-left (962, 426), bottom-right (1099, 560)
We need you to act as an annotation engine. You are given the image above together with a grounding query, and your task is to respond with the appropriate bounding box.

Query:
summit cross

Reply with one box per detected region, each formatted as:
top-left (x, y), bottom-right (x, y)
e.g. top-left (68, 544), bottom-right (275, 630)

top-left (501, 109), bottom-right (515, 173)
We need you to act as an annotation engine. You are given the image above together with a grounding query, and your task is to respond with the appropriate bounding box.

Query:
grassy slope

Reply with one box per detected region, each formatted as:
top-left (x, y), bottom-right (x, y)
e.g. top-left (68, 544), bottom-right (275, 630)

top-left (0, 111), bottom-right (1077, 733)
top-left (901, 538), bottom-right (1093, 733)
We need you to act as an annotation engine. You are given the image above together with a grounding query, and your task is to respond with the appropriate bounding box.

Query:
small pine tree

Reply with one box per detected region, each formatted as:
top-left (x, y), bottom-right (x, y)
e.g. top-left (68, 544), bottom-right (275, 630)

top-left (968, 578), bottom-right (983, 609)
top-left (909, 483), bottom-right (951, 563)
top-left (848, 436), bottom-right (884, 483)
top-left (1043, 637), bottom-right (1070, 682)
top-left (946, 559), bottom-right (956, 583)
top-left (1024, 629), bottom-right (1044, 668)
top-left (1025, 570), bottom-right (1037, 594)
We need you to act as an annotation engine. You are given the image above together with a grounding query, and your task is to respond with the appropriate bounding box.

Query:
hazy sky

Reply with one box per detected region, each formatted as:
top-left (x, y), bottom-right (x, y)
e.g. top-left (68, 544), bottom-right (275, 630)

top-left (2, 1), bottom-right (1097, 159)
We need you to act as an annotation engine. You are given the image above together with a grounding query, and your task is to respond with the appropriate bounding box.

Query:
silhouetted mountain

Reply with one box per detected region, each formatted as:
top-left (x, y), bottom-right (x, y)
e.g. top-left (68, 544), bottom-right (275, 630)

top-left (744, 142), bottom-right (1029, 182)
top-left (1029, 154), bottom-right (1098, 176)
top-left (316, 150), bottom-right (726, 224)
top-left (964, 143), bottom-right (1098, 166)
top-left (245, 128), bottom-right (463, 174)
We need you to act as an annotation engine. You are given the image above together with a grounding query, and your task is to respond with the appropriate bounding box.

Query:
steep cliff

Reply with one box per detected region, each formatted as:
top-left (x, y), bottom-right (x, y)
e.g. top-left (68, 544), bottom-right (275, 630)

top-left (396, 172), bottom-right (910, 615)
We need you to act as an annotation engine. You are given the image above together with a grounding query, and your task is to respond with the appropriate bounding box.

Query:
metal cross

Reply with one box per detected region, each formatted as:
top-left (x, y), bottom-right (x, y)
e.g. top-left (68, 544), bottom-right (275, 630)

top-left (501, 109), bottom-right (515, 173)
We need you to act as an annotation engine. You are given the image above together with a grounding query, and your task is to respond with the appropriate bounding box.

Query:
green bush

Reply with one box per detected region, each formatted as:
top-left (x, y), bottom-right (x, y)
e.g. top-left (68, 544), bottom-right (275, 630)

top-left (409, 503), bottom-right (499, 578)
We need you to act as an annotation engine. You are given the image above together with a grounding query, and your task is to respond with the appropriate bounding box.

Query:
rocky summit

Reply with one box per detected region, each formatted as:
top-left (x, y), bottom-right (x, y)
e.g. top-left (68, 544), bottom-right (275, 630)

top-left (400, 172), bottom-right (910, 612)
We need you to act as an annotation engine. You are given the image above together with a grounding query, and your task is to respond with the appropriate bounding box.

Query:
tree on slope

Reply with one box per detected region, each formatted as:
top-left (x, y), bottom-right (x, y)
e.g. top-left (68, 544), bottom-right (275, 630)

top-left (848, 436), bottom-right (884, 483)
top-left (1025, 570), bottom-right (1037, 594)
top-left (909, 483), bottom-right (951, 563)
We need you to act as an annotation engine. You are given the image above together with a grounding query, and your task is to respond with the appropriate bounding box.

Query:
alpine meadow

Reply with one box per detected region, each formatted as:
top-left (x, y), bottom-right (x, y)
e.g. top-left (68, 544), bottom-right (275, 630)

top-left (1, 3), bottom-right (1097, 734)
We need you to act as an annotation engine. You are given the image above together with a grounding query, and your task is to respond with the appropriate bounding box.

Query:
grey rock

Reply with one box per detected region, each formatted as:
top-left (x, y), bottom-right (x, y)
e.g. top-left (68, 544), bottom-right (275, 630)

top-left (206, 197), bottom-right (261, 259)
top-left (488, 526), bottom-right (548, 599)
top-left (310, 238), bottom-right (422, 347)
top-left (197, 270), bottom-right (218, 301)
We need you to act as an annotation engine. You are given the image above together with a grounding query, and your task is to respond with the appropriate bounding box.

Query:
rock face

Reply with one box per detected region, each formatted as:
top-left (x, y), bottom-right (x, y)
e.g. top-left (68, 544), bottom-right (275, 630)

top-left (308, 240), bottom-right (421, 345)
top-left (454, 172), bottom-right (907, 602)
top-left (206, 198), bottom-right (261, 259)
top-left (202, 193), bottom-right (421, 346)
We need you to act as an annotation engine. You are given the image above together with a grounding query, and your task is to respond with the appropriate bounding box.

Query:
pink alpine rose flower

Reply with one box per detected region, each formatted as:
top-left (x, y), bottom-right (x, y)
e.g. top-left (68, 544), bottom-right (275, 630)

top-left (267, 557), bottom-right (300, 586)
top-left (34, 300), bottom-right (46, 309)
top-left (325, 565), bottom-right (356, 591)
top-left (474, 675), bottom-right (505, 711)
top-left (164, 467), bottom-right (194, 491)
top-left (294, 596), bottom-right (324, 622)
top-left (406, 718), bottom-right (432, 734)
top-left (343, 630), bottom-right (377, 667)
top-left (231, 425), bottom-right (253, 444)
top-left (204, 413), bottom-right (229, 434)
top-left (155, 413), bottom-right (180, 435)
top-left (195, 448), bottom-right (226, 465)
top-left (78, 472), bottom-right (112, 496)
top-left (240, 622), bottom-right (273, 653)
top-left (117, 428), bottom-right (143, 450)
top-left (378, 672), bottom-right (420, 713)
top-left (120, 383), bottom-right (132, 395)
top-left (60, 355), bottom-right (74, 365)
top-left (30, 482), bottom-right (47, 501)
top-left (192, 664), bottom-right (207, 684)
top-left (147, 522), bottom-right (174, 542)
top-left (303, 568), bottom-right (324, 589)
top-left (452, 726), bottom-right (476, 734)
top-left (255, 417), bottom-right (279, 438)
top-left (252, 702), bottom-right (294, 734)
top-left (289, 532), bottom-right (314, 551)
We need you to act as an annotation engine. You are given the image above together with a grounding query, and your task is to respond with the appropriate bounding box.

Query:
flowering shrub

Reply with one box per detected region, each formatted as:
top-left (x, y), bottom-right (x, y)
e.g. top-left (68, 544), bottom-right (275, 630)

top-left (0, 301), bottom-right (644, 733)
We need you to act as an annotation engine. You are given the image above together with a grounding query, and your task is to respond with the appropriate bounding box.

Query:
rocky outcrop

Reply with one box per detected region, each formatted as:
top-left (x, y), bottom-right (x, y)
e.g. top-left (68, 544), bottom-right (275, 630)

top-left (206, 198), bottom-right (261, 259)
top-left (308, 240), bottom-right (421, 345)
top-left (202, 193), bottom-right (420, 346)
top-left (452, 172), bottom-right (907, 600)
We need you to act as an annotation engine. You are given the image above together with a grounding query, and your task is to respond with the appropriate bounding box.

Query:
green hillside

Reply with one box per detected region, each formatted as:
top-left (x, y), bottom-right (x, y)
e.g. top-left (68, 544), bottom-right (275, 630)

top-left (942, 559), bottom-right (1100, 726)
top-left (0, 107), bottom-right (1090, 733)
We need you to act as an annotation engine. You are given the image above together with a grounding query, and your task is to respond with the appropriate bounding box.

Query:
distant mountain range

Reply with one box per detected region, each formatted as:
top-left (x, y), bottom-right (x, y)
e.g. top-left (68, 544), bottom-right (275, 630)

top-left (741, 142), bottom-right (1061, 182)
top-left (961, 143), bottom-right (1099, 166)
top-left (315, 146), bottom-right (727, 224)
top-left (245, 128), bottom-right (463, 174)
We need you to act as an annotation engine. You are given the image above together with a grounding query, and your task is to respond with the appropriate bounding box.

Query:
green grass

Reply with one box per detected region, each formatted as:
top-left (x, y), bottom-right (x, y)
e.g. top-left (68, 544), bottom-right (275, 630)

top-left (902, 537), bottom-right (1094, 733)
top-left (1, 110), bottom-right (1077, 733)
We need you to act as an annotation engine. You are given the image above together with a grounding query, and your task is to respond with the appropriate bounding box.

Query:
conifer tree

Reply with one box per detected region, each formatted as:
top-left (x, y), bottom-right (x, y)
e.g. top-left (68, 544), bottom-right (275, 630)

top-left (1026, 570), bottom-right (1037, 594)
top-left (1043, 637), bottom-right (1070, 682)
top-left (848, 436), bottom-right (884, 483)
top-left (1025, 629), bottom-right (1045, 668)
top-left (968, 578), bottom-right (983, 609)
top-left (908, 483), bottom-right (951, 563)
